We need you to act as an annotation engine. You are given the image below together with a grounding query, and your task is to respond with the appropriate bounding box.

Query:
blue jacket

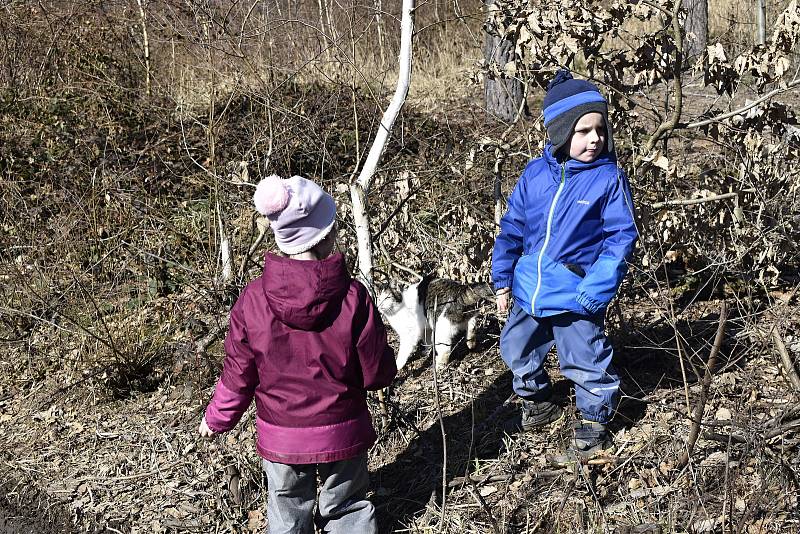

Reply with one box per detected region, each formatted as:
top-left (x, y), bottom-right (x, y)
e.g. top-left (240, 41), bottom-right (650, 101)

top-left (492, 145), bottom-right (637, 317)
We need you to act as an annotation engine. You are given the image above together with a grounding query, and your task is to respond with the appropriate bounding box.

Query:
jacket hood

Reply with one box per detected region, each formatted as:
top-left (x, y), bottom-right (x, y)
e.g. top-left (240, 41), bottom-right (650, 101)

top-left (261, 252), bottom-right (350, 330)
top-left (542, 142), bottom-right (617, 180)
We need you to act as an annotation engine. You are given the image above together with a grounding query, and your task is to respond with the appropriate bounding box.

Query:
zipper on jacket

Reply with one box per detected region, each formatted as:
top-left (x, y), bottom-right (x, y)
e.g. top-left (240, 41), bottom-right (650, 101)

top-left (531, 163), bottom-right (566, 315)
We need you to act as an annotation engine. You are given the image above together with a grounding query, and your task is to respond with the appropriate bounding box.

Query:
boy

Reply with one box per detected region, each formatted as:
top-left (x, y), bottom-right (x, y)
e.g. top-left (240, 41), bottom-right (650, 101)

top-left (492, 70), bottom-right (637, 457)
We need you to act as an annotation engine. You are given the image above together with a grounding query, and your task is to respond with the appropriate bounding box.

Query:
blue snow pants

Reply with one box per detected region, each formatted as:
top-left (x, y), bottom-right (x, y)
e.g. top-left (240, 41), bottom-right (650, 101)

top-left (499, 303), bottom-right (619, 424)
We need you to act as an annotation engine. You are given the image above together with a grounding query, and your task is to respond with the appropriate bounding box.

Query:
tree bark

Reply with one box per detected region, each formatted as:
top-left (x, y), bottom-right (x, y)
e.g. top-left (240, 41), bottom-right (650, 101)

top-left (135, 0), bottom-right (151, 97)
top-left (349, 0), bottom-right (415, 293)
top-left (683, 0), bottom-right (708, 59)
top-left (483, 0), bottom-right (525, 123)
top-left (756, 0), bottom-right (767, 46)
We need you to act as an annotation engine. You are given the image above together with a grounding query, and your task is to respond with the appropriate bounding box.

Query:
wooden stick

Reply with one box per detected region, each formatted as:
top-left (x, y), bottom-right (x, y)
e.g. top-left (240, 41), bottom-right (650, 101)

top-left (238, 214), bottom-right (269, 281)
top-left (772, 328), bottom-right (800, 393)
top-left (678, 300), bottom-right (727, 469)
top-left (376, 389), bottom-right (389, 425)
top-left (464, 480), bottom-right (500, 534)
top-left (135, 0), bottom-right (151, 97)
top-left (447, 471), bottom-right (562, 489)
top-left (430, 296), bottom-right (448, 531)
top-left (651, 190), bottom-right (755, 210)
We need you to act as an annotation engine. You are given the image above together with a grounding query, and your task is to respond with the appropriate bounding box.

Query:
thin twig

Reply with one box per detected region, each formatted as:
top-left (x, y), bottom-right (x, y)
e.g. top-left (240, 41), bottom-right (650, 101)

top-left (772, 328), bottom-right (800, 393)
top-left (664, 261), bottom-right (691, 414)
top-left (678, 300), bottom-right (727, 469)
top-left (546, 476), bottom-right (577, 534)
top-left (238, 213), bottom-right (269, 281)
top-left (464, 480), bottom-right (500, 534)
top-left (429, 295), bottom-right (448, 532)
top-left (686, 78), bottom-right (800, 128)
top-left (651, 189), bottom-right (755, 210)
top-left (197, 324), bottom-right (226, 356)
top-left (492, 81), bottom-right (528, 227)
top-left (75, 459), bottom-right (186, 483)
top-left (636, 0), bottom-right (684, 164)
top-left (448, 471), bottom-right (561, 488)
top-left (765, 418), bottom-right (800, 439)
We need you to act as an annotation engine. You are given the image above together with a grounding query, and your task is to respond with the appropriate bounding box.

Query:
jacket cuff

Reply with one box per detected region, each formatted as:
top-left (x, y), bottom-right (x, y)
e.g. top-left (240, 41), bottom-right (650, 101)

top-left (493, 278), bottom-right (513, 291)
top-left (204, 380), bottom-right (251, 433)
top-left (576, 292), bottom-right (605, 315)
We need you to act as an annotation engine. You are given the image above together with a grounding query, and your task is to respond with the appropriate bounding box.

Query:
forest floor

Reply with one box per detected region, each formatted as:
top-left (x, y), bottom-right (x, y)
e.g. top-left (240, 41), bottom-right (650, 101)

top-left (2, 285), bottom-right (799, 533)
top-left (2, 71), bottom-right (800, 532)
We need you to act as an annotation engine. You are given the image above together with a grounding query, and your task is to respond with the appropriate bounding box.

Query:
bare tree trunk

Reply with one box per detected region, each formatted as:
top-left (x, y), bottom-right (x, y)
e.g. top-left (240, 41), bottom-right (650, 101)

top-left (217, 207), bottom-right (232, 284)
top-left (135, 0), bottom-right (151, 97)
top-left (324, 0), bottom-right (337, 46)
top-left (316, 0), bottom-right (333, 63)
top-left (483, 0), bottom-right (525, 123)
top-left (683, 0), bottom-right (708, 59)
top-left (374, 0), bottom-right (386, 70)
top-left (350, 0), bottom-right (415, 293)
top-left (756, 0), bottom-right (767, 46)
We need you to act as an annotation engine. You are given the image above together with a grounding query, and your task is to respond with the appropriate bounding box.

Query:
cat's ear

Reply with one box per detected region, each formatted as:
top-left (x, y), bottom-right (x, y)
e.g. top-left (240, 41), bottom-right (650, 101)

top-left (375, 287), bottom-right (399, 312)
top-left (375, 289), bottom-right (393, 312)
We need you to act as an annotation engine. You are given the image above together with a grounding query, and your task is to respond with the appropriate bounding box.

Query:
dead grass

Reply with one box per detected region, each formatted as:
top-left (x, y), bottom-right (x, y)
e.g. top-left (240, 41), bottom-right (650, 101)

top-left (2, 1), bottom-right (800, 532)
top-left (4, 287), bottom-right (799, 532)
top-left (616, 0), bottom-right (795, 51)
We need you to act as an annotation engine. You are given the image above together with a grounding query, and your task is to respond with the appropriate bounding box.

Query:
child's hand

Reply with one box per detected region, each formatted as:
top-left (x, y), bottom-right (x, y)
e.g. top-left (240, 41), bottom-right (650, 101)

top-left (198, 415), bottom-right (217, 439)
top-left (496, 288), bottom-right (511, 314)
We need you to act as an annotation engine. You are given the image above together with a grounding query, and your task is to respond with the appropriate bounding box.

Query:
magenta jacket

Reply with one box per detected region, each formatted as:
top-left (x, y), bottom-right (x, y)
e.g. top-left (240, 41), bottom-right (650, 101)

top-left (204, 252), bottom-right (397, 464)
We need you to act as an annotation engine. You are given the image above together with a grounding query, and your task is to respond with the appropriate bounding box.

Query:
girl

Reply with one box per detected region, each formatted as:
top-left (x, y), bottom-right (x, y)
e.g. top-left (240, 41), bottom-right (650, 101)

top-left (199, 175), bottom-right (397, 533)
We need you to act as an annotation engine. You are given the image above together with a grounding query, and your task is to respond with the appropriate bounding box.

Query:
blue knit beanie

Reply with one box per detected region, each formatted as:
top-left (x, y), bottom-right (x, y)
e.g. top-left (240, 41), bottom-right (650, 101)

top-left (543, 70), bottom-right (613, 156)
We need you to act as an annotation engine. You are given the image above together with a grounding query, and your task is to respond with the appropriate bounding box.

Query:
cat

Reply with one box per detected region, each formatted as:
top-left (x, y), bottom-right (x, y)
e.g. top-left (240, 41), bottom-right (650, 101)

top-left (377, 275), bottom-right (494, 370)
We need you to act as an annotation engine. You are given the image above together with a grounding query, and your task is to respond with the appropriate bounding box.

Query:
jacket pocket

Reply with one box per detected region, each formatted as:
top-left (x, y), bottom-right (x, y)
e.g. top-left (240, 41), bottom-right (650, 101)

top-left (536, 255), bottom-right (584, 315)
top-left (561, 263), bottom-right (586, 278)
top-left (511, 254), bottom-right (538, 315)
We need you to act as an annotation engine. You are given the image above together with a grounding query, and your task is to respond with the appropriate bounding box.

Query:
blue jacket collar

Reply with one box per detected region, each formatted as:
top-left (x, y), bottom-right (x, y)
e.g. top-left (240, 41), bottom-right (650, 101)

top-left (542, 142), bottom-right (617, 180)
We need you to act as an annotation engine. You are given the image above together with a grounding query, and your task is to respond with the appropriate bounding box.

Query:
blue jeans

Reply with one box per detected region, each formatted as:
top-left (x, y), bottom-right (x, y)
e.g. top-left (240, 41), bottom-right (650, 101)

top-left (263, 454), bottom-right (377, 534)
top-left (499, 303), bottom-right (619, 424)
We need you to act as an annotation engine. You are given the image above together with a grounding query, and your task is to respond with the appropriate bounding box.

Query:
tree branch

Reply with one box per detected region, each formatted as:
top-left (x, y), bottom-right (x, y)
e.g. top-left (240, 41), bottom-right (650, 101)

top-left (772, 328), bottom-right (800, 393)
top-left (350, 0), bottom-right (415, 292)
top-left (650, 189), bottom-right (755, 210)
top-left (639, 0), bottom-right (684, 160)
top-left (678, 300), bottom-right (727, 469)
top-left (685, 78), bottom-right (800, 129)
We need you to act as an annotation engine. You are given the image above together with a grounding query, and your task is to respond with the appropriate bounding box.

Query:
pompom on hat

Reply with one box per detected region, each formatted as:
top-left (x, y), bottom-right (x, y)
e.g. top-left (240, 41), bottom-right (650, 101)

top-left (542, 69), bottom-right (614, 156)
top-left (253, 175), bottom-right (336, 255)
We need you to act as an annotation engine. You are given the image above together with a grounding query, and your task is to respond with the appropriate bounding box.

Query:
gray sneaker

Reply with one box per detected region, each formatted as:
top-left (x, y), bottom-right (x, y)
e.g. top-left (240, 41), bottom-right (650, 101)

top-left (570, 420), bottom-right (612, 458)
top-left (520, 398), bottom-right (563, 431)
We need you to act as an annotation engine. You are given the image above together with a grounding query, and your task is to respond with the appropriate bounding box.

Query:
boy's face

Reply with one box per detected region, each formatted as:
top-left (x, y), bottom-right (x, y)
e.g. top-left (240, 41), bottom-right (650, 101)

top-left (568, 112), bottom-right (606, 163)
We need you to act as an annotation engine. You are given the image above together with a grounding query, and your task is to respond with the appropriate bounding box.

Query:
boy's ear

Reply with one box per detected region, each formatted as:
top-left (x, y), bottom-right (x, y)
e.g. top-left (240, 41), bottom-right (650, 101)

top-left (604, 117), bottom-right (615, 154)
top-left (554, 142), bottom-right (571, 160)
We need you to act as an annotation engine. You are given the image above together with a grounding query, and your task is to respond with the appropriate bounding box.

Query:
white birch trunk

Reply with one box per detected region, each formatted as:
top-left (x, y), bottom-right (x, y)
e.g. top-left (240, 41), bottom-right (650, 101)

top-left (136, 0), bottom-right (151, 97)
top-left (218, 207), bottom-right (233, 284)
top-left (349, 0), bottom-right (415, 294)
top-left (374, 0), bottom-right (386, 69)
top-left (493, 148), bottom-right (504, 227)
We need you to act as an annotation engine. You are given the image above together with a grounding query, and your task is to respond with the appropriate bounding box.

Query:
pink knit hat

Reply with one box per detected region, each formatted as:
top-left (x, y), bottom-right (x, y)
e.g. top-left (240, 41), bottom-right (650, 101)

top-left (253, 175), bottom-right (337, 255)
